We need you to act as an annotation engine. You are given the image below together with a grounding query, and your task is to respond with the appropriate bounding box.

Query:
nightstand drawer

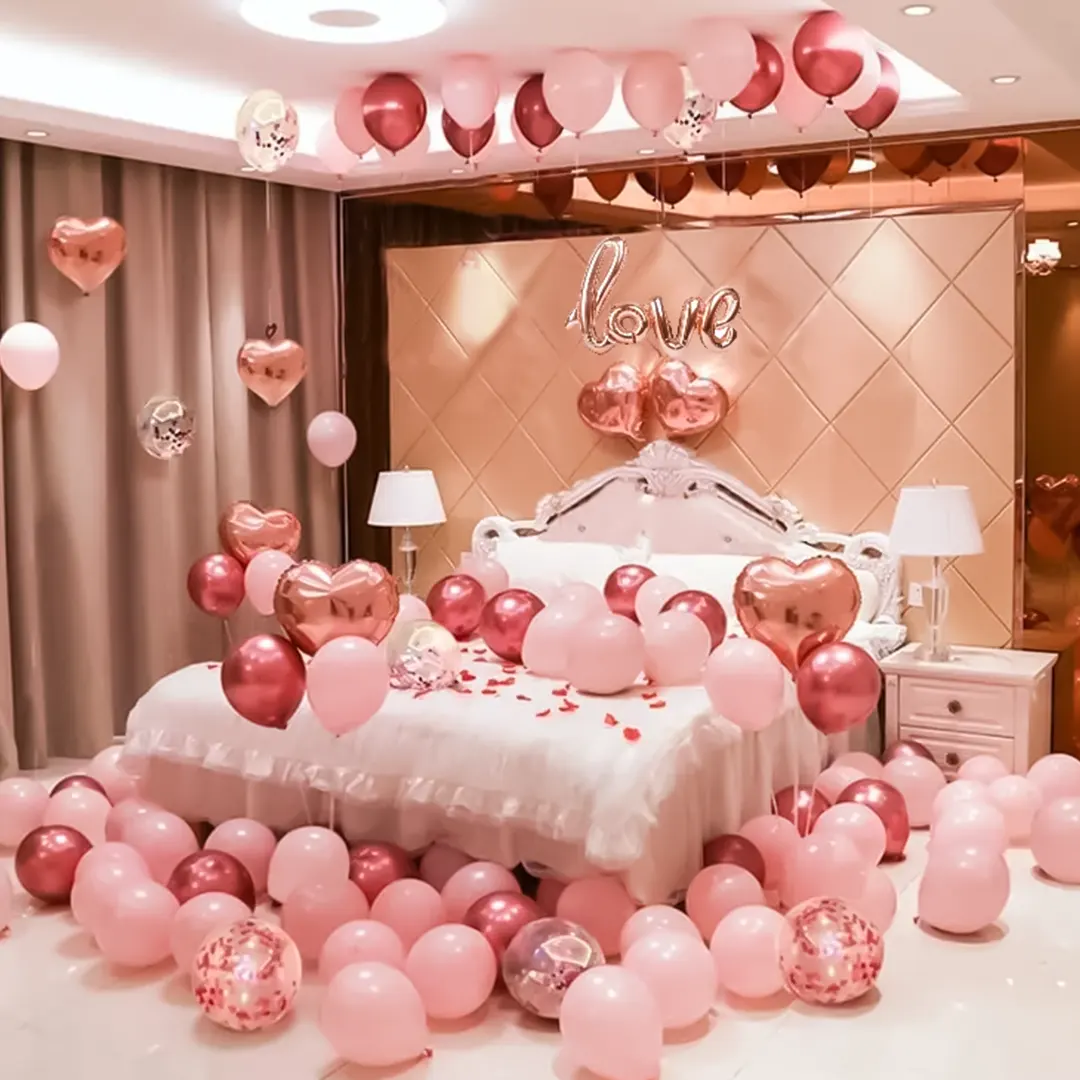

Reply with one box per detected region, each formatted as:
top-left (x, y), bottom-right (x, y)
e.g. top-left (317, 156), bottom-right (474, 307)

top-left (897, 726), bottom-right (1014, 777)
top-left (899, 678), bottom-right (1015, 737)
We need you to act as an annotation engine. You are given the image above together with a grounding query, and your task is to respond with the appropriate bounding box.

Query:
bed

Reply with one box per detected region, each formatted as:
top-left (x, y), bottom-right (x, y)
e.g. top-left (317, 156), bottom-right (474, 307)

top-left (123, 440), bottom-right (906, 904)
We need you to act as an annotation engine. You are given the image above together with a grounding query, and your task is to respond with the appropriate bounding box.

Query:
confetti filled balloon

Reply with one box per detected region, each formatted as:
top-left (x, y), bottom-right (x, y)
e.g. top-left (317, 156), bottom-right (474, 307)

top-left (780, 896), bottom-right (883, 1006)
top-left (193, 917), bottom-right (302, 1031)
top-left (236, 89), bottom-right (299, 173)
top-left (136, 396), bottom-right (195, 460)
top-left (663, 90), bottom-right (717, 150)
top-left (385, 618), bottom-right (462, 691)
top-left (501, 916), bottom-right (604, 1019)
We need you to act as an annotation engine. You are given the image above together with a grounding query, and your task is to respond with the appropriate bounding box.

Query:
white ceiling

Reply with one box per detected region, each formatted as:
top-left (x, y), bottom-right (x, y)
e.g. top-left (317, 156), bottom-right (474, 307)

top-left (0, 0), bottom-right (1077, 190)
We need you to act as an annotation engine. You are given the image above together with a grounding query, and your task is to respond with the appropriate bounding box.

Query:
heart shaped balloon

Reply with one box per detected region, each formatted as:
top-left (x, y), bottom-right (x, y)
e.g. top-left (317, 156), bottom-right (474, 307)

top-left (577, 361), bottom-right (647, 441)
top-left (733, 556), bottom-right (861, 674)
top-left (1029, 474), bottom-right (1080, 540)
top-left (649, 358), bottom-right (729, 438)
top-left (219, 501), bottom-right (302, 567)
top-left (48, 216), bottom-right (127, 294)
top-left (237, 337), bottom-right (307, 407)
top-left (274, 559), bottom-right (399, 653)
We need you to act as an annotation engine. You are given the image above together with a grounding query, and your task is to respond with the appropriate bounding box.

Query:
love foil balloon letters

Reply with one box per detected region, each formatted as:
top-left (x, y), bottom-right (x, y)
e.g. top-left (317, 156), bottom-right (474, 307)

top-left (48, 216), bottom-right (127, 294)
top-left (567, 237), bottom-right (741, 354)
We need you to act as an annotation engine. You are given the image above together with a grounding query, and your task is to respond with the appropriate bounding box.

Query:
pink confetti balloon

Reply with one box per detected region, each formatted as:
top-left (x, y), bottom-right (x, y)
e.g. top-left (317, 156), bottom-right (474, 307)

top-left (281, 879), bottom-right (370, 961)
top-left (123, 811), bottom-right (199, 884)
top-left (95, 880), bottom-right (180, 967)
top-left (86, 745), bottom-right (139, 804)
top-left (418, 843), bottom-right (472, 891)
top-left (442, 861), bottom-right (520, 922)
top-left (918, 845), bottom-right (1009, 934)
top-left (957, 754), bottom-right (1010, 785)
top-left (171, 892), bottom-right (251, 975)
top-left (268, 826), bottom-right (349, 903)
top-left (620, 905), bottom-right (700, 954)
top-left (370, 877), bottom-right (447, 951)
top-left (852, 867), bottom-right (897, 933)
top-left (987, 774), bottom-right (1042, 843)
top-left (686, 864), bottom-right (764, 941)
top-left (1027, 754), bottom-right (1080, 804)
top-left (780, 897), bottom-right (883, 1005)
top-left (501, 916), bottom-right (604, 1019)
top-left (883, 756), bottom-right (946, 828)
top-left (622, 930), bottom-right (717, 1030)
top-left (1031, 796), bottom-right (1080, 884)
top-left (320, 920), bottom-right (406, 980)
top-left (813, 802), bottom-right (887, 866)
top-left (194, 917), bottom-right (302, 1031)
top-left (0, 777), bottom-right (49, 847)
top-left (43, 787), bottom-right (111, 846)
top-left (205, 818), bottom-right (276, 896)
top-left (405, 924), bottom-right (498, 1019)
top-left (556, 876), bottom-right (637, 957)
top-left (710, 904), bottom-right (788, 1000)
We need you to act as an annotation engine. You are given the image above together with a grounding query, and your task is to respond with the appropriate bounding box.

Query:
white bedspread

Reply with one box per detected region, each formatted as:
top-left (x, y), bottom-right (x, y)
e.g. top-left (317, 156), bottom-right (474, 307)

top-left (124, 647), bottom-right (831, 903)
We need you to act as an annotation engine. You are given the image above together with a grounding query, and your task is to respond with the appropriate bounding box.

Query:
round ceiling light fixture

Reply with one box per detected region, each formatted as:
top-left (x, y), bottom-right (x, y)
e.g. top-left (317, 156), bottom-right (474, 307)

top-left (239, 0), bottom-right (447, 43)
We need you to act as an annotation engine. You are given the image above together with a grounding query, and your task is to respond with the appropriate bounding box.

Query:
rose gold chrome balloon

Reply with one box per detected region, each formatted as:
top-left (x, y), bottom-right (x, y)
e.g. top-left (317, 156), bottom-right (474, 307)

top-left (478, 589), bottom-right (544, 662)
top-left (661, 590), bottom-right (727, 651)
top-left (649, 358), bottom-right (729, 439)
top-left (427, 574), bottom-right (486, 641)
top-left (15, 825), bottom-right (92, 903)
top-left (51, 774), bottom-right (110, 801)
top-left (221, 634), bottom-right (306, 729)
top-left (882, 738), bottom-right (934, 765)
top-left (604, 565), bottom-right (656, 623)
top-left (218, 501), bottom-right (301, 567)
top-left (702, 834), bottom-right (766, 885)
top-left (774, 784), bottom-right (830, 837)
top-left (274, 560), bottom-right (400, 653)
top-left (837, 778), bottom-right (910, 860)
top-left (348, 842), bottom-right (417, 904)
top-left (186, 553), bottom-right (245, 618)
top-left (576, 362), bottom-right (648, 441)
top-left (464, 891), bottom-right (543, 962)
top-left (796, 642), bottom-right (882, 735)
top-left (167, 851), bottom-right (256, 908)
top-left (48, 216), bottom-right (127, 294)
top-left (236, 337), bottom-right (307, 407)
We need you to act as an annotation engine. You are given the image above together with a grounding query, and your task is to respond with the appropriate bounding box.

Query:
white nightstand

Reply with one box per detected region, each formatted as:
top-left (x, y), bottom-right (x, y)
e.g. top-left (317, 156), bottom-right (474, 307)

top-left (879, 644), bottom-right (1057, 776)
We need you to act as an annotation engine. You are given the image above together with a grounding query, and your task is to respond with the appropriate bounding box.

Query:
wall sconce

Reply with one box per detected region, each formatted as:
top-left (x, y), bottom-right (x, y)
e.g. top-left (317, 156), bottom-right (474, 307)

top-left (1025, 238), bottom-right (1062, 276)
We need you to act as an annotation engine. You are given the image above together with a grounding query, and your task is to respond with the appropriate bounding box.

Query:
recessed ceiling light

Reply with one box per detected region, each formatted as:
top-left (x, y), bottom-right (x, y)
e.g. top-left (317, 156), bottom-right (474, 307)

top-left (450, 167), bottom-right (467, 175)
top-left (767, 154), bottom-right (876, 176)
top-left (240, 165), bottom-right (258, 173)
top-left (902, 4), bottom-right (934, 15)
top-left (638, 148), bottom-right (657, 156)
top-left (239, 0), bottom-right (446, 43)
top-left (24, 129), bottom-right (49, 139)
top-left (991, 74), bottom-right (1020, 85)
top-left (1069, 221), bottom-right (1079, 228)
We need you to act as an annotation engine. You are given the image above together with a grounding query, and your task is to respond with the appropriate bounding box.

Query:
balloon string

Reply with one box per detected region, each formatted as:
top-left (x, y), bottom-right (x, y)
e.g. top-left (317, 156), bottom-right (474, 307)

top-left (223, 618), bottom-right (233, 654)
top-left (867, 134), bottom-right (875, 219)
top-left (264, 180), bottom-right (275, 336)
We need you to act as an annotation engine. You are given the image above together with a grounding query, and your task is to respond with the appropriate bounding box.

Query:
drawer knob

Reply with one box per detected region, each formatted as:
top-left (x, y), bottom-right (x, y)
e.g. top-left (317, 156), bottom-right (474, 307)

top-left (945, 751), bottom-right (960, 767)
top-left (947, 699), bottom-right (962, 715)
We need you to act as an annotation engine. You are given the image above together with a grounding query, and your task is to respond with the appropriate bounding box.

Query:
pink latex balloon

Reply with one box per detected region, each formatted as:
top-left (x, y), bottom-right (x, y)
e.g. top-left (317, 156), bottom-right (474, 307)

top-left (0, 322), bottom-right (59, 390)
top-left (551, 581), bottom-right (608, 618)
top-left (774, 53), bottom-right (826, 131)
top-left (738, 814), bottom-right (799, 893)
top-left (536, 876), bottom-right (567, 915)
top-left (557, 876), bottom-right (637, 957)
top-left (307, 636), bottom-right (389, 735)
top-left (71, 853), bottom-right (150, 931)
top-left (832, 751), bottom-right (883, 778)
top-left (478, 588), bottom-right (544, 662)
top-left (704, 638), bottom-right (787, 732)
top-left (1031, 796), bottom-right (1080, 883)
top-left (958, 754), bottom-right (1010, 785)
top-left (442, 55), bottom-right (500, 130)
top-left (543, 49), bottom-right (614, 134)
top-left (442, 861), bottom-right (520, 922)
top-left (620, 904), bottom-right (700, 954)
top-left (884, 755), bottom-right (946, 827)
top-left (784, 834), bottom-right (867, 909)
top-left (87, 746), bottom-right (139, 804)
top-left (634, 575), bottom-right (685, 624)
top-left (560, 966), bottom-right (663, 1080)
top-left (320, 962), bottom-right (428, 1067)
top-left (930, 800), bottom-right (1008, 856)
top-left (815, 765), bottom-right (865, 805)
top-left (43, 787), bottom-right (111, 846)
top-left (321, 919), bottom-right (406, 980)
top-left (565, 613), bottom-right (645, 695)
top-left (205, 817), bottom-right (276, 895)
top-left (419, 843), bottom-right (472, 891)
top-left (642, 610), bottom-right (711, 686)
top-left (315, 121), bottom-right (358, 175)
top-left (395, 593), bottom-right (432, 624)
top-left (307, 411), bottom-right (357, 467)
top-left (522, 604), bottom-right (585, 680)
top-left (268, 826), bottom-right (349, 903)
top-left (0, 777), bottom-right (49, 847)
top-left (244, 549), bottom-right (295, 617)
top-left (686, 19), bottom-right (758, 103)
top-left (813, 802), bottom-right (887, 866)
top-left (334, 86), bottom-right (375, 155)
top-left (73, 840), bottom-right (148, 886)
top-left (95, 880), bottom-right (179, 967)
top-left (171, 892), bottom-right (251, 974)
top-left (918, 846), bottom-right (1009, 935)
top-left (623, 930), bottom-right (717, 1030)
top-left (1027, 754), bottom-right (1080, 803)
top-left (104, 797), bottom-right (158, 843)
top-left (370, 878), bottom-right (446, 951)
top-left (931, 779), bottom-right (989, 822)
top-left (457, 553), bottom-right (509, 600)
top-left (987, 775), bottom-right (1042, 843)
top-left (405, 924), bottom-right (497, 1019)
top-left (686, 864), bottom-right (765, 941)
top-left (709, 905), bottom-right (788, 999)
top-left (792, 10), bottom-right (864, 99)
top-left (124, 810), bottom-right (199, 884)
top-left (348, 842), bottom-right (417, 903)
top-left (852, 867), bottom-right (897, 933)
top-left (282, 879), bottom-right (370, 961)
top-left (622, 52), bottom-right (684, 133)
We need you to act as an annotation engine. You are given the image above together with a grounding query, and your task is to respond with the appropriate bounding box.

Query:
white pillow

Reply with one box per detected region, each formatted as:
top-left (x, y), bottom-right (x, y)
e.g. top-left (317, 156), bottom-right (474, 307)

top-left (493, 537), bottom-right (646, 594)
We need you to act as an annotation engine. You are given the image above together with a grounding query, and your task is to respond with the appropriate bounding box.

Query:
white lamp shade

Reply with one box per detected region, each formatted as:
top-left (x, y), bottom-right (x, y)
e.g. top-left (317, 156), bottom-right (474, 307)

top-left (368, 469), bottom-right (446, 527)
top-left (889, 485), bottom-right (983, 557)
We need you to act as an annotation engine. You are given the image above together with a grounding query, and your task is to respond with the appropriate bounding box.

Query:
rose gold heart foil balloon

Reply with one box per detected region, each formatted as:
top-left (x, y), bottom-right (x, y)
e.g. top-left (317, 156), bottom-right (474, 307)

top-left (577, 362), bottom-right (647, 441)
top-left (274, 559), bottom-right (400, 653)
top-left (237, 337), bottom-right (307, 407)
top-left (219, 501), bottom-right (302, 567)
top-left (649, 358), bottom-right (729, 438)
top-left (48, 216), bottom-right (127, 294)
top-left (734, 556), bottom-right (860, 674)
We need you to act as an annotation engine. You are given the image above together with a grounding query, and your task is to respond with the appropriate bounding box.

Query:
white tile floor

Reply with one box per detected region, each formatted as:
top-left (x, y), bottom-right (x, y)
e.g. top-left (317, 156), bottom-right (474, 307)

top-left (3, 766), bottom-right (1079, 1080)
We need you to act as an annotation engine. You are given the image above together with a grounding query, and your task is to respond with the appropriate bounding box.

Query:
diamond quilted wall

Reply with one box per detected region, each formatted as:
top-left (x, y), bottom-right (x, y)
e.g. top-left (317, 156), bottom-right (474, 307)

top-left (388, 209), bottom-right (1019, 647)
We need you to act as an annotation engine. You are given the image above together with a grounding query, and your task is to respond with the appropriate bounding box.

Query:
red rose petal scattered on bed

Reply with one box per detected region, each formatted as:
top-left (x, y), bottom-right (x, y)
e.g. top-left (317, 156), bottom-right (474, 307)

top-left (623, 727), bottom-right (642, 742)
top-left (604, 714), bottom-right (619, 727)
top-left (552, 688), bottom-right (568, 697)
top-left (413, 689), bottom-right (433, 699)
top-left (558, 702), bottom-right (576, 712)
top-left (649, 700), bottom-right (667, 709)
top-left (641, 691), bottom-right (658, 700)
top-left (516, 694), bottom-right (531, 702)
top-left (460, 671), bottom-right (476, 682)
top-left (206, 663), bottom-right (220, 670)
top-left (502, 664), bottom-right (517, 673)
top-left (482, 688), bottom-right (498, 696)
top-left (536, 709), bottom-right (551, 718)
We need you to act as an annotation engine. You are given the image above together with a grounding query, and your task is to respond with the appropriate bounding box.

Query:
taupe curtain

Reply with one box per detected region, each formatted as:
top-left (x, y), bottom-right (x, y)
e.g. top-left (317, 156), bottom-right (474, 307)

top-left (0, 141), bottom-right (342, 771)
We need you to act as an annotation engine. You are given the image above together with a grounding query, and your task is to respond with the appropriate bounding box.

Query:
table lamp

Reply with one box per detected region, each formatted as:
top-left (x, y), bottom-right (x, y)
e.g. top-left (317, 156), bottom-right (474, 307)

top-left (890, 484), bottom-right (983, 662)
top-left (368, 469), bottom-right (446, 594)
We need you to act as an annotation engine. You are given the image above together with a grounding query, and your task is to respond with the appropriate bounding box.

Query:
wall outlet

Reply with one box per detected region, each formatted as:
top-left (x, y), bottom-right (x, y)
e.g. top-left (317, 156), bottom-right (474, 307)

top-left (908, 582), bottom-right (924, 608)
